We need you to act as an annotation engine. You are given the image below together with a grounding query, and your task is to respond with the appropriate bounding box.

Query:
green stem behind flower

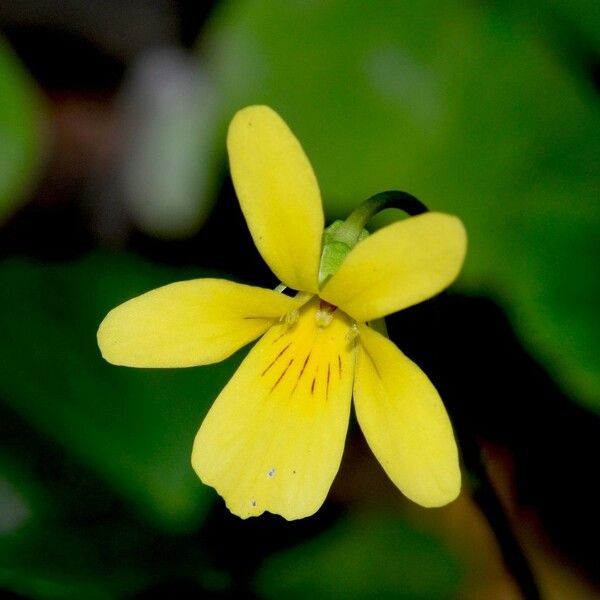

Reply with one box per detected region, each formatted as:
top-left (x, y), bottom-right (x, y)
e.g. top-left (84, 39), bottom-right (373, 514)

top-left (339, 191), bottom-right (542, 599)
top-left (339, 190), bottom-right (429, 237)
top-left (318, 191), bottom-right (429, 287)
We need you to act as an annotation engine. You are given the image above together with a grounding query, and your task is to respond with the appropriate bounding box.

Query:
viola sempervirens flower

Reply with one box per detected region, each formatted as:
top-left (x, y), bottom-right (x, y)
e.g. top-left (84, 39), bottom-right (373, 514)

top-left (97, 105), bottom-right (467, 520)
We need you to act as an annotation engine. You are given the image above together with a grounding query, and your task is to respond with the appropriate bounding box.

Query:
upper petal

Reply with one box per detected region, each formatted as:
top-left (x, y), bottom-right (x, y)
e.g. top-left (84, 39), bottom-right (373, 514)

top-left (192, 298), bottom-right (356, 520)
top-left (227, 106), bottom-right (324, 293)
top-left (320, 213), bottom-right (466, 322)
top-left (353, 325), bottom-right (460, 507)
top-left (97, 278), bottom-right (300, 368)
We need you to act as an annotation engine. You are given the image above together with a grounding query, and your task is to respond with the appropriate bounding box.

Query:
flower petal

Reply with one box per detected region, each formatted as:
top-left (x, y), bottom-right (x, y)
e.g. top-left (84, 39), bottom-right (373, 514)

top-left (227, 106), bottom-right (323, 293)
top-left (192, 299), bottom-right (356, 520)
top-left (98, 279), bottom-right (300, 368)
top-left (353, 325), bottom-right (460, 507)
top-left (320, 213), bottom-right (466, 322)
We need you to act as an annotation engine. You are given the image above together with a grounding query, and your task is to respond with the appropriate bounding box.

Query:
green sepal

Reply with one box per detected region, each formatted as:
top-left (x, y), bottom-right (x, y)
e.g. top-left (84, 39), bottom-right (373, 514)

top-left (318, 220), bottom-right (368, 287)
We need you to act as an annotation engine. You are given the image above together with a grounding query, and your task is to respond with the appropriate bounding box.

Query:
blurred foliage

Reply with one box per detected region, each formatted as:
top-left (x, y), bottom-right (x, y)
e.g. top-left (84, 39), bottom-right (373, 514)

top-left (0, 1), bottom-right (598, 597)
top-left (0, 250), bottom-right (466, 598)
top-left (0, 37), bottom-right (45, 223)
top-left (0, 445), bottom-right (213, 599)
top-left (257, 513), bottom-right (462, 599)
top-left (202, 0), bottom-right (600, 412)
top-left (542, 0), bottom-right (600, 49)
top-left (0, 252), bottom-right (245, 531)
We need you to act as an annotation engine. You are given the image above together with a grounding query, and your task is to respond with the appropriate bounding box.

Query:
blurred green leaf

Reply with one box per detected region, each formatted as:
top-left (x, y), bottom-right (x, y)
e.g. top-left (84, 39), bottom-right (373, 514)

top-left (0, 524), bottom-right (147, 600)
top-left (204, 0), bottom-right (600, 411)
top-left (0, 38), bottom-right (45, 222)
top-left (256, 513), bottom-right (462, 599)
top-left (0, 252), bottom-right (241, 531)
top-left (0, 406), bottom-right (232, 600)
top-left (0, 450), bottom-right (207, 599)
top-left (0, 449), bottom-right (144, 599)
top-left (541, 0), bottom-right (600, 50)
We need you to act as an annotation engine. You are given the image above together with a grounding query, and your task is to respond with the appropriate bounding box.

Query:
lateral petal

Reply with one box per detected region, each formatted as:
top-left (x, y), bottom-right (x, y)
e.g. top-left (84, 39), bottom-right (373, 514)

top-left (320, 213), bottom-right (466, 322)
top-left (192, 299), bottom-right (355, 520)
top-left (227, 106), bottom-right (323, 293)
top-left (353, 325), bottom-right (460, 507)
top-left (97, 279), bottom-right (299, 368)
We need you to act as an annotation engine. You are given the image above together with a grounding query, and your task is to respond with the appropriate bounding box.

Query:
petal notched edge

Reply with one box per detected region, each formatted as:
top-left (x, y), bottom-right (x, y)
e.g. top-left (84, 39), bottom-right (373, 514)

top-left (227, 106), bottom-right (323, 293)
top-left (97, 278), bottom-right (300, 368)
top-left (353, 325), bottom-right (461, 507)
top-left (321, 213), bottom-right (467, 322)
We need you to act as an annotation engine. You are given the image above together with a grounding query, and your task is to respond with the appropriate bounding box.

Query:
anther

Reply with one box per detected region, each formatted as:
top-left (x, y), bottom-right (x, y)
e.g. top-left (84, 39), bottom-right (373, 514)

top-left (316, 299), bottom-right (337, 328)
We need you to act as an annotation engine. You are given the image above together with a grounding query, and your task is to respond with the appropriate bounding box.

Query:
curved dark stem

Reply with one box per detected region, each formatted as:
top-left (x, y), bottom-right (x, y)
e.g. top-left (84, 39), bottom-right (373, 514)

top-left (453, 419), bottom-right (543, 600)
top-left (339, 191), bottom-right (429, 242)
top-left (383, 192), bottom-right (542, 599)
top-left (363, 190), bottom-right (429, 217)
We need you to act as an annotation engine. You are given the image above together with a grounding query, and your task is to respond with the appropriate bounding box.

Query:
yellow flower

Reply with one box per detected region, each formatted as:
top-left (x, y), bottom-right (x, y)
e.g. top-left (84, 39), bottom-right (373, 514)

top-left (97, 106), bottom-right (467, 520)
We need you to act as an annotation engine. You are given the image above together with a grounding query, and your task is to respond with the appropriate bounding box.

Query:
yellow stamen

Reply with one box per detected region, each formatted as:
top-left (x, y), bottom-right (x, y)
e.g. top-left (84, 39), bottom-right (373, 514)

top-left (316, 299), bottom-right (337, 328)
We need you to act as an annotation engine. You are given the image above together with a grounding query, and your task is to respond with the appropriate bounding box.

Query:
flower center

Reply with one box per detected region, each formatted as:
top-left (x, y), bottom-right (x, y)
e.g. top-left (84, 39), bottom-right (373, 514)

top-left (316, 299), bottom-right (337, 328)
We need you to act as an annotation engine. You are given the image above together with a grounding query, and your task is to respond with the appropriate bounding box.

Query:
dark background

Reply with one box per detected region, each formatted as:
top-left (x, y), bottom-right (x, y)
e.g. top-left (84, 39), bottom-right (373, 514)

top-left (0, 1), bottom-right (598, 598)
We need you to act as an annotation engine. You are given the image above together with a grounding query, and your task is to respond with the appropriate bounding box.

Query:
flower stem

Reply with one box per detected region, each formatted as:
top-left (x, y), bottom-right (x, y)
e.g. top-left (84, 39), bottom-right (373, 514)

top-left (333, 190), bottom-right (428, 246)
top-left (462, 440), bottom-right (543, 600)
top-left (374, 191), bottom-right (542, 599)
top-left (319, 191), bottom-right (430, 286)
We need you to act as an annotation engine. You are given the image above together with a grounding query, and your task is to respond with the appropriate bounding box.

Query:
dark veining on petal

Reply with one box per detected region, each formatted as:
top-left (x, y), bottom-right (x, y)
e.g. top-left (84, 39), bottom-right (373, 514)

top-left (270, 358), bottom-right (294, 393)
top-left (337, 354), bottom-right (342, 378)
top-left (364, 348), bottom-right (382, 379)
top-left (311, 366), bottom-right (319, 396)
top-left (291, 351), bottom-right (312, 395)
top-left (271, 330), bottom-right (286, 344)
top-left (325, 363), bottom-right (331, 402)
top-left (262, 342), bottom-right (291, 376)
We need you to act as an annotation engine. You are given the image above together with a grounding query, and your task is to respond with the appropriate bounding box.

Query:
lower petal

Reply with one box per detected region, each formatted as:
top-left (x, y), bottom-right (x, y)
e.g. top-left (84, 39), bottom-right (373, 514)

top-left (353, 325), bottom-right (460, 507)
top-left (192, 299), bottom-right (356, 520)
